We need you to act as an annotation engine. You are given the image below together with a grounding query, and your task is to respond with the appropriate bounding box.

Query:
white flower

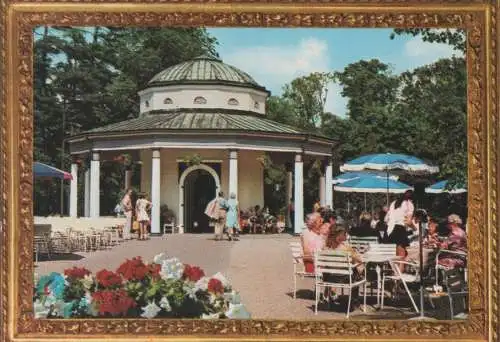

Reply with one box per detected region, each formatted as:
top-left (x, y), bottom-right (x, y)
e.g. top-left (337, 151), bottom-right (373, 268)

top-left (224, 291), bottom-right (241, 304)
top-left (153, 252), bottom-right (169, 265)
top-left (159, 297), bottom-right (171, 312)
top-left (211, 272), bottom-right (231, 289)
top-left (183, 284), bottom-right (197, 300)
top-left (34, 299), bottom-right (49, 319)
top-left (140, 301), bottom-right (162, 319)
top-left (225, 303), bottom-right (251, 319)
top-left (194, 277), bottom-right (209, 292)
top-left (81, 275), bottom-right (94, 290)
top-left (202, 313), bottom-right (220, 319)
top-left (44, 293), bottom-right (57, 307)
top-left (159, 258), bottom-right (184, 280)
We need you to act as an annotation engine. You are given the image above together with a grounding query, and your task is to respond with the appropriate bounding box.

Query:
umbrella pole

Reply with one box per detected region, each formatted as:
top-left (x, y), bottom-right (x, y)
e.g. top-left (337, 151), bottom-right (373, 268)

top-left (364, 193), bottom-right (367, 211)
top-left (386, 168), bottom-right (390, 207)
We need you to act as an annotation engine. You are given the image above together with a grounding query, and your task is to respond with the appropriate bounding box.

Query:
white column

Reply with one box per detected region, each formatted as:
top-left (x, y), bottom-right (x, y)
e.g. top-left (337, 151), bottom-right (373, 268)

top-left (325, 158), bottom-right (333, 209)
top-left (229, 150), bottom-right (238, 198)
top-left (319, 171), bottom-right (326, 207)
top-left (150, 149), bottom-right (161, 235)
top-left (125, 169), bottom-right (133, 190)
top-left (84, 168), bottom-right (90, 217)
top-left (286, 167), bottom-right (293, 228)
top-left (294, 153), bottom-right (304, 235)
top-left (89, 152), bottom-right (100, 218)
top-left (69, 160), bottom-right (78, 218)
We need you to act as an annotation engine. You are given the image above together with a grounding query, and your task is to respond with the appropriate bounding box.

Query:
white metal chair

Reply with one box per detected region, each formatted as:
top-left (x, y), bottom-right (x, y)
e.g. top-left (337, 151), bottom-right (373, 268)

top-left (289, 241), bottom-right (317, 299)
top-left (366, 243), bottom-right (397, 303)
top-left (381, 259), bottom-right (420, 312)
top-left (314, 250), bottom-right (367, 318)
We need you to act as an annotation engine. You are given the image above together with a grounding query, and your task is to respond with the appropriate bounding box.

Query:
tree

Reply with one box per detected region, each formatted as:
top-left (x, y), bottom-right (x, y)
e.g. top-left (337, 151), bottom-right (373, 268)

top-left (390, 28), bottom-right (466, 53)
top-left (33, 27), bottom-right (219, 215)
top-left (282, 72), bottom-right (334, 131)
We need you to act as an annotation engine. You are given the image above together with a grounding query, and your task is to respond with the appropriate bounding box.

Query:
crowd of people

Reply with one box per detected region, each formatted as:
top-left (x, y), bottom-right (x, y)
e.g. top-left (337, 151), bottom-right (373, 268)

top-left (300, 190), bottom-right (468, 309)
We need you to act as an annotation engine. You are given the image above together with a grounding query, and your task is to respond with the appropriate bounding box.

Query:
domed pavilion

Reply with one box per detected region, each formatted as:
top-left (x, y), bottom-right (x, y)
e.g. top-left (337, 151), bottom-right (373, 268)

top-left (66, 54), bottom-right (337, 234)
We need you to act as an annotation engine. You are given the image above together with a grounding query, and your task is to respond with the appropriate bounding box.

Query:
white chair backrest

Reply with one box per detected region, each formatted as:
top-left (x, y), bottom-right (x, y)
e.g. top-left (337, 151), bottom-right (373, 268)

top-left (350, 236), bottom-right (378, 244)
top-left (289, 241), bottom-right (304, 264)
top-left (314, 250), bottom-right (353, 276)
top-left (368, 243), bottom-right (397, 255)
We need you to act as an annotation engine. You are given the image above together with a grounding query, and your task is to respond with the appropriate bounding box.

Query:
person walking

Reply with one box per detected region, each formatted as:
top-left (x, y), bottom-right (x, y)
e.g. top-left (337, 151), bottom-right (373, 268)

top-left (205, 192), bottom-right (228, 241)
top-left (135, 192), bottom-right (152, 240)
top-left (226, 193), bottom-right (240, 241)
top-left (385, 190), bottom-right (415, 262)
top-left (121, 188), bottom-right (133, 240)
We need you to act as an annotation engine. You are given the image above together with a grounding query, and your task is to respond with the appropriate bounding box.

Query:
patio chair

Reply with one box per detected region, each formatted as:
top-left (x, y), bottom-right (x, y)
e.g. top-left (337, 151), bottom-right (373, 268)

top-left (34, 224), bottom-right (52, 262)
top-left (289, 241), bottom-right (317, 299)
top-left (313, 250), bottom-right (367, 318)
top-left (163, 220), bottom-right (177, 235)
top-left (435, 249), bottom-right (467, 286)
top-left (349, 236), bottom-right (379, 252)
top-left (381, 259), bottom-right (420, 313)
top-left (437, 268), bottom-right (468, 319)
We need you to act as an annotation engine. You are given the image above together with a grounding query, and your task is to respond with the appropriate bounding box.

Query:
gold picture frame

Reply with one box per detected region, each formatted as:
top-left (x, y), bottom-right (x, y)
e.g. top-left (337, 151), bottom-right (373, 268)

top-left (0, 0), bottom-right (498, 341)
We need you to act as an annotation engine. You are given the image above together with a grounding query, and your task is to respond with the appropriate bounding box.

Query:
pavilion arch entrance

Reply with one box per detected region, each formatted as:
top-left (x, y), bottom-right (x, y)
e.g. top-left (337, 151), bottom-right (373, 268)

top-left (179, 164), bottom-right (220, 233)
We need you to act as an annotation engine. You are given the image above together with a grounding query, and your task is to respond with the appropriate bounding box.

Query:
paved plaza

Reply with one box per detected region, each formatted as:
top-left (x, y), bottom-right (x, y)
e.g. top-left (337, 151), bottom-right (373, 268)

top-left (35, 234), bottom-right (428, 320)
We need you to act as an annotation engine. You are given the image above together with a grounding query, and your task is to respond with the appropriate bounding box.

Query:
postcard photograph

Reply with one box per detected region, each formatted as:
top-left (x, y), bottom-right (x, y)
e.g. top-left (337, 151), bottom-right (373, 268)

top-left (32, 26), bottom-right (469, 322)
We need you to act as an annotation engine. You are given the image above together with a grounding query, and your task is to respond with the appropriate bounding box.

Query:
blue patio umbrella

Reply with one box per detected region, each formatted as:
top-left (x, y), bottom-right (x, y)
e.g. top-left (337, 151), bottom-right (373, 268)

top-left (33, 162), bottom-right (72, 180)
top-left (333, 171), bottom-right (399, 184)
top-left (425, 180), bottom-right (467, 194)
top-left (340, 153), bottom-right (439, 205)
top-left (334, 175), bottom-right (413, 211)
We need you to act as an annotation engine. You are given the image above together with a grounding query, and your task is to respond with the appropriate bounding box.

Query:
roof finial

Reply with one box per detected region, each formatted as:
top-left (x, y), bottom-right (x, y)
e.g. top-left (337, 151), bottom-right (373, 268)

top-left (193, 52), bottom-right (222, 62)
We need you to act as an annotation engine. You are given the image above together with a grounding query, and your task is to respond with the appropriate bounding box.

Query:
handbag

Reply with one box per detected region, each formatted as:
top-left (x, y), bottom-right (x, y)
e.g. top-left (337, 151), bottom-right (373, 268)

top-left (132, 220), bottom-right (140, 231)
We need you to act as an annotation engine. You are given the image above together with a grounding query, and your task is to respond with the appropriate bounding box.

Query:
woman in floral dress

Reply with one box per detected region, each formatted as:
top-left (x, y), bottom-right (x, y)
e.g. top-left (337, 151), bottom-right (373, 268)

top-left (135, 193), bottom-right (152, 240)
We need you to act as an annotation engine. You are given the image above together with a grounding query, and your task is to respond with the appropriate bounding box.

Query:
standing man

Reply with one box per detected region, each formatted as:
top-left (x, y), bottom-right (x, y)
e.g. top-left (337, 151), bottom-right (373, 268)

top-left (121, 188), bottom-right (133, 240)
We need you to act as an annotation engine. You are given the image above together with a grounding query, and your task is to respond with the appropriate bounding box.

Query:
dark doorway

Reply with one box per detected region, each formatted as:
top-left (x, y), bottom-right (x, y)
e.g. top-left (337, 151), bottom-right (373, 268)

top-left (183, 169), bottom-right (216, 233)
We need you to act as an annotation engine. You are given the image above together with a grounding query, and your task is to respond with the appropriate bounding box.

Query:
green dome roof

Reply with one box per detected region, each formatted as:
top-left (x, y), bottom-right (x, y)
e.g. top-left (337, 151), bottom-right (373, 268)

top-left (147, 54), bottom-right (267, 91)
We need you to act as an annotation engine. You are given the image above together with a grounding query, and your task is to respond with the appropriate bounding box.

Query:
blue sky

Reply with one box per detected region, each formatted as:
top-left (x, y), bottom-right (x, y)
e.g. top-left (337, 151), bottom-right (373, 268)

top-left (206, 28), bottom-right (462, 116)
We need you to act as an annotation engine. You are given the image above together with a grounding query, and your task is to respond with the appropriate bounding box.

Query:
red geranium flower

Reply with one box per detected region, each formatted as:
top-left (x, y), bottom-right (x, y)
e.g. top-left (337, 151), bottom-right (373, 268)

top-left (96, 269), bottom-right (122, 288)
top-left (207, 278), bottom-right (224, 295)
top-left (116, 257), bottom-right (151, 281)
top-left (64, 266), bottom-right (91, 280)
top-left (182, 264), bottom-right (205, 282)
top-left (149, 263), bottom-right (161, 280)
top-left (92, 289), bottom-right (136, 316)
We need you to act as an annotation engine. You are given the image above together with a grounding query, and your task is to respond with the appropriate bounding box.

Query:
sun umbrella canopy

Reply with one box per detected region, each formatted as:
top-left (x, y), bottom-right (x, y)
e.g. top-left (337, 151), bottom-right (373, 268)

top-left (33, 162), bottom-right (72, 180)
top-left (332, 171), bottom-right (399, 184)
top-left (334, 175), bottom-right (413, 194)
top-left (425, 180), bottom-right (467, 194)
top-left (340, 153), bottom-right (439, 174)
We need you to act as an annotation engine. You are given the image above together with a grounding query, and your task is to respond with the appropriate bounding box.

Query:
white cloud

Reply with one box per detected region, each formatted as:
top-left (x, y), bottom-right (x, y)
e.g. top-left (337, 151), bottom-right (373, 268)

top-left (403, 37), bottom-right (463, 68)
top-left (222, 38), bottom-right (348, 116)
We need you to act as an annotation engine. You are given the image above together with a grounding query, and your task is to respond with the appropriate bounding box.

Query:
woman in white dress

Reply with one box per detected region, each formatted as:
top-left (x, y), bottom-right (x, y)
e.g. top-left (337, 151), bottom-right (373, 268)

top-left (135, 192), bottom-right (152, 240)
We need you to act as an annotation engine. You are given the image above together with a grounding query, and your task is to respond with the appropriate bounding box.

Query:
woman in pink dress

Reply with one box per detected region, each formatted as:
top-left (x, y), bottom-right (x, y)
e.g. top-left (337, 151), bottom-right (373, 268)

top-left (438, 214), bottom-right (467, 268)
top-left (301, 212), bottom-right (325, 273)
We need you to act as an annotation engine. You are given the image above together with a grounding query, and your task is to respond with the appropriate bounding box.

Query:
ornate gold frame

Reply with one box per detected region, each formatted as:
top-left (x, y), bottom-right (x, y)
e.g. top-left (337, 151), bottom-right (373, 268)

top-left (0, 1), bottom-right (498, 341)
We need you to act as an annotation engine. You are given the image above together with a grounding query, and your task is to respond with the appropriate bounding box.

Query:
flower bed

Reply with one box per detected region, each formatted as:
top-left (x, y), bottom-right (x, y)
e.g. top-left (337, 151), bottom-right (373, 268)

top-left (33, 253), bottom-right (251, 319)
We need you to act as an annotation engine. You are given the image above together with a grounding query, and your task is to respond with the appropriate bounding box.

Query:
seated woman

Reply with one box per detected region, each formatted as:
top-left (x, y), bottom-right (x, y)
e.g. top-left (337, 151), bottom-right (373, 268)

top-left (437, 214), bottom-right (467, 269)
top-left (319, 210), bottom-right (336, 239)
top-left (350, 211), bottom-right (378, 238)
top-left (323, 224), bottom-right (364, 307)
top-left (424, 217), bottom-right (440, 249)
top-left (301, 212), bottom-right (325, 273)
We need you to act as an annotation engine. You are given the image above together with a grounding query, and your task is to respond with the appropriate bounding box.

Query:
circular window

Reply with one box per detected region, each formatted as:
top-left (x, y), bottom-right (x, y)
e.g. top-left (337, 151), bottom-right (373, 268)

top-left (193, 96), bottom-right (207, 105)
top-left (254, 101), bottom-right (260, 109)
top-left (164, 97), bottom-right (173, 104)
top-left (228, 98), bottom-right (239, 106)
top-left (145, 100), bottom-right (150, 108)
